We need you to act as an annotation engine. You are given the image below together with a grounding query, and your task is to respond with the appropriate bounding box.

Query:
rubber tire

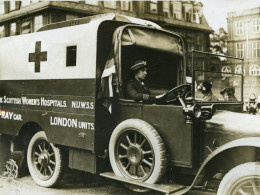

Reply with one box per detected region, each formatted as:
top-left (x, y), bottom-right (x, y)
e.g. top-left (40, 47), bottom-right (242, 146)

top-left (109, 119), bottom-right (167, 185)
top-left (27, 131), bottom-right (65, 187)
top-left (217, 162), bottom-right (260, 195)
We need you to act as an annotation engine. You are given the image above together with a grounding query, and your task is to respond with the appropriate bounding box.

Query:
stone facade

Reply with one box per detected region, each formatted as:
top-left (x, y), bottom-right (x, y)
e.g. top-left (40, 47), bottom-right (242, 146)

top-left (226, 7), bottom-right (260, 99)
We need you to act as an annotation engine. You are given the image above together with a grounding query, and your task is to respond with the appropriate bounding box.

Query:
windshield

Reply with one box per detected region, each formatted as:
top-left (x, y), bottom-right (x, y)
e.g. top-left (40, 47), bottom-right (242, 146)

top-left (190, 51), bottom-right (243, 103)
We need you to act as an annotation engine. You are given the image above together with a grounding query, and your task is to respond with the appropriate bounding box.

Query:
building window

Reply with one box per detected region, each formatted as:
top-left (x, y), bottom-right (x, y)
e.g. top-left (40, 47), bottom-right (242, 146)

top-left (21, 19), bottom-right (31, 34)
top-left (249, 64), bottom-right (260, 76)
top-left (196, 59), bottom-right (205, 79)
top-left (173, 2), bottom-right (182, 20)
top-left (22, 0), bottom-right (31, 7)
top-left (0, 25), bottom-right (5, 38)
top-left (252, 18), bottom-right (260, 33)
top-left (0, 2), bottom-right (4, 14)
top-left (121, 0), bottom-right (132, 11)
top-left (162, 1), bottom-right (170, 17)
top-left (66, 14), bottom-right (78, 21)
top-left (10, 22), bottom-right (16, 36)
top-left (34, 15), bottom-right (43, 32)
top-left (188, 42), bottom-right (194, 52)
top-left (252, 41), bottom-right (260, 58)
top-left (193, 7), bottom-right (202, 24)
top-left (236, 43), bottom-right (244, 58)
top-left (9, 1), bottom-right (16, 11)
top-left (66, 46), bottom-right (77, 67)
top-left (196, 36), bottom-right (203, 51)
top-left (235, 21), bottom-right (244, 35)
top-left (184, 4), bottom-right (192, 22)
top-left (85, 0), bottom-right (98, 6)
top-left (193, 10), bottom-right (200, 24)
top-left (235, 65), bottom-right (245, 76)
top-left (150, 0), bottom-right (157, 13)
top-left (221, 66), bottom-right (232, 77)
top-left (104, 1), bottom-right (116, 9)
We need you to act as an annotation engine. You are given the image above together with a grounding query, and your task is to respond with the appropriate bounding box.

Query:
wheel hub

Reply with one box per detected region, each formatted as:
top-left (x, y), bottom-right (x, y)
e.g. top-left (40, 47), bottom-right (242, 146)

top-left (38, 151), bottom-right (49, 167)
top-left (127, 146), bottom-right (142, 165)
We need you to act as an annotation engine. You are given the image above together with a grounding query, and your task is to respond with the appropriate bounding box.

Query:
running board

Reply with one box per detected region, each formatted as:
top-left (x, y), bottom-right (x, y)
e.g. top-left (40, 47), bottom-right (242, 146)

top-left (100, 172), bottom-right (186, 195)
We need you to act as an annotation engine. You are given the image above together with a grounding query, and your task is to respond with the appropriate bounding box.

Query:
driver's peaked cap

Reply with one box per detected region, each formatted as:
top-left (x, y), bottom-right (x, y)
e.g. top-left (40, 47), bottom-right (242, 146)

top-left (130, 60), bottom-right (147, 72)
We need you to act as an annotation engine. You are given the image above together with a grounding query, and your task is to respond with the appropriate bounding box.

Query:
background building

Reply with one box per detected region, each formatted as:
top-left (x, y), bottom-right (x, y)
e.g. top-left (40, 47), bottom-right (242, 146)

top-left (0, 1), bottom-right (212, 78)
top-left (0, 1), bottom-right (212, 48)
top-left (226, 7), bottom-right (260, 99)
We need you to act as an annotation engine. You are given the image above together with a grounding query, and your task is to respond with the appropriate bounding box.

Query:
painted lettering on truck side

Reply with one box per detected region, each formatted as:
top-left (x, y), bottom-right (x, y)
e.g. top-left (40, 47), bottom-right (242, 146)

top-left (0, 111), bottom-right (22, 121)
top-left (50, 116), bottom-right (94, 130)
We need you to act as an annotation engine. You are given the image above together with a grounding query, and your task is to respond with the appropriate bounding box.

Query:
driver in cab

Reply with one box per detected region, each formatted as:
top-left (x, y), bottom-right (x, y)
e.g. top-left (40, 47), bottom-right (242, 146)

top-left (197, 81), bottom-right (219, 102)
top-left (126, 60), bottom-right (164, 102)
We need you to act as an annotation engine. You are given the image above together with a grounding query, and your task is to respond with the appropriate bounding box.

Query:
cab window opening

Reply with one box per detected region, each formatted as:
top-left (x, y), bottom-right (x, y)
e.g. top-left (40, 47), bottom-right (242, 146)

top-left (121, 45), bottom-right (183, 99)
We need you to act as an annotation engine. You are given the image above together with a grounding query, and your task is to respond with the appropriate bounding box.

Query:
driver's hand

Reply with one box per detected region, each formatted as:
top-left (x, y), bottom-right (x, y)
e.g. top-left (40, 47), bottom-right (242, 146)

top-left (155, 93), bottom-right (166, 99)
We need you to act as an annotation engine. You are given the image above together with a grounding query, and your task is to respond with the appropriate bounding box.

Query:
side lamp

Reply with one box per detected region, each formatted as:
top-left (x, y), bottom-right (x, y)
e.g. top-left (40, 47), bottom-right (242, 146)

top-left (200, 105), bottom-right (216, 120)
top-left (183, 97), bottom-right (216, 123)
top-left (183, 97), bottom-right (201, 123)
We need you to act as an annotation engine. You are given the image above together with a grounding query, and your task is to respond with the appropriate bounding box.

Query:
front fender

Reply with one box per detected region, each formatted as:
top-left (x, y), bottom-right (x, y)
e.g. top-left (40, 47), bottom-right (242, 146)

top-left (177, 137), bottom-right (260, 195)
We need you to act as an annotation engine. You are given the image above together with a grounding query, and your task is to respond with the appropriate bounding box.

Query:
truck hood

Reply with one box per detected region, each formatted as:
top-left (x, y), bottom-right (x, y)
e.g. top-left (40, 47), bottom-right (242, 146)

top-left (205, 110), bottom-right (260, 135)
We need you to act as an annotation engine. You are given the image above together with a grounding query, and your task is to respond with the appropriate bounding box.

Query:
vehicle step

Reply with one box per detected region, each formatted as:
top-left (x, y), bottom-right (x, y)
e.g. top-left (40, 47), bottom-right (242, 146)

top-left (100, 172), bottom-right (186, 194)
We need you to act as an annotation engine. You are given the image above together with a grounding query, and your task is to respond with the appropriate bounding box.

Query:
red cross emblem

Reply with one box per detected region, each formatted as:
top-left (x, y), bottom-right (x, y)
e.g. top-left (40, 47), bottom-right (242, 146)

top-left (29, 41), bottom-right (47, 73)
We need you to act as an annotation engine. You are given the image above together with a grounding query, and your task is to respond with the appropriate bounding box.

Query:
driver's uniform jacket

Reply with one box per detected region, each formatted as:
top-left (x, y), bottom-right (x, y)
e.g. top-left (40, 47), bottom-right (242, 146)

top-left (126, 79), bottom-right (156, 102)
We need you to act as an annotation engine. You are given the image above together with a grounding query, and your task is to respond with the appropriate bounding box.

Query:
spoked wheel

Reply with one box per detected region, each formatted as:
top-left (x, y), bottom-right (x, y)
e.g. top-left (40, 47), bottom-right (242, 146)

top-left (27, 131), bottom-right (65, 187)
top-left (109, 119), bottom-right (166, 186)
top-left (218, 162), bottom-right (260, 195)
top-left (32, 138), bottom-right (56, 180)
top-left (230, 177), bottom-right (260, 194)
top-left (115, 129), bottom-right (155, 181)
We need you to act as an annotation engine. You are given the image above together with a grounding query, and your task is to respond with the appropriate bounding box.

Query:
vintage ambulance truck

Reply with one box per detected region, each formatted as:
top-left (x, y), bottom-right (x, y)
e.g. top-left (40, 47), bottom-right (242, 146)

top-left (0, 13), bottom-right (260, 195)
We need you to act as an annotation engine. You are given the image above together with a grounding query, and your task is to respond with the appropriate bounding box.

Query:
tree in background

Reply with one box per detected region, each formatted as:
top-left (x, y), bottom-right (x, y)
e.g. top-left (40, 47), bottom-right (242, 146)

top-left (210, 27), bottom-right (228, 56)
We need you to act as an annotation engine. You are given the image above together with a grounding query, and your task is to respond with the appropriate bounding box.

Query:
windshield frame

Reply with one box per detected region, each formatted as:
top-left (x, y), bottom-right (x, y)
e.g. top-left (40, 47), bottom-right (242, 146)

top-left (190, 50), bottom-right (244, 103)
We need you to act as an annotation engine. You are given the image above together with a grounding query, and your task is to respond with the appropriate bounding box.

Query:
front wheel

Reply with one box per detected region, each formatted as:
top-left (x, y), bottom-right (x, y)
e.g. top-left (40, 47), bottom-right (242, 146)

top-left (217, 162), bottom-right (260, 195)
top-left (109, 119), bottom-right (166, 184)
top-left (27, 131), bottom-right (65, 187)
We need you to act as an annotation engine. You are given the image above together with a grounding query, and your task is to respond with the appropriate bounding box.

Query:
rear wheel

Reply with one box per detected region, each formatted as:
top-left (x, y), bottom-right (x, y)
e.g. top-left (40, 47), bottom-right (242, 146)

top-left (217, 162), bottom-right (260, 195)
top-left (27, 131), bottom-right (65, 187)
top-left (109, 119), bottom-right (166, 186)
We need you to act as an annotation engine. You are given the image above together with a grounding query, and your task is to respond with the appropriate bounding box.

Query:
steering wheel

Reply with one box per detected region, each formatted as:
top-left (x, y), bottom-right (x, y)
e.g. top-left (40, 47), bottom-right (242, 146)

top-left (163, 84), bottom-right (191, 103)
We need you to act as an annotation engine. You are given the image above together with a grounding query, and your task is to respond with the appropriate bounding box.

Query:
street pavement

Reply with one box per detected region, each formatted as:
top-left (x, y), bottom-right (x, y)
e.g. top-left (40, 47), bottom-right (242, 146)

top-left (0, 171), bottom-right (142, 195)
top-left (0, 170), bottom-right (216, 195)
